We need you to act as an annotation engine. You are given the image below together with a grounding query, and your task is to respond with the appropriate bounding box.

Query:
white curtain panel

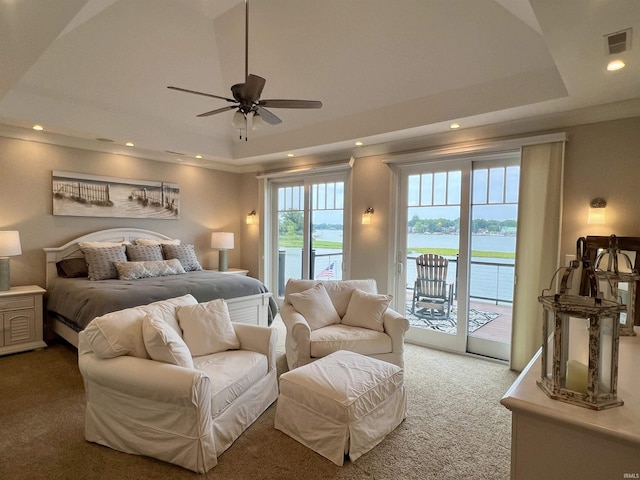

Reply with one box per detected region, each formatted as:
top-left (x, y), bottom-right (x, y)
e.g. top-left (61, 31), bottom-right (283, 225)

top-left (510, 141), bottom-right (565, 372)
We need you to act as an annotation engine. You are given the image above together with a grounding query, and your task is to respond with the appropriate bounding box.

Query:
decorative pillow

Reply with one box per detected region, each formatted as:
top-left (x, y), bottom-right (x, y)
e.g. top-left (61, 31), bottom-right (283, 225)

top-left (341, 288), bottom-right (392, 332)
top-left (114, 259), bottom-right (186, 280)
top-left (288, 283), bottom-right (341, 330)
top-left (83, 306), bottom-right (150, 359)
top-left (162, 244), bottom-right (203, 272)
top-left (125, 244), bottom-right (163, 262)
top-left (83, 294), bottom-right (198, 359)
top-left (81, 245), bottom-right (127, 280)
top-left (135, 238), bottom-right (181, 246)
top-left (142, 314), bottom-right (194, 368)
top-left (56, 257), bottom-right (88, 278)
top-left (177, 299), bottom-right (240, 356)
top-left (139, 294), bottom-right (198, 335)
top-left (79, 241), bottom-right (127, 249)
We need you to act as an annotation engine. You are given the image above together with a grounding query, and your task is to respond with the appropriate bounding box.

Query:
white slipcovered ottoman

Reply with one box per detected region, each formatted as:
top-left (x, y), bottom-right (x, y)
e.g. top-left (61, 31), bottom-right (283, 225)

top-left (274, 350), bottom-right (406, 465)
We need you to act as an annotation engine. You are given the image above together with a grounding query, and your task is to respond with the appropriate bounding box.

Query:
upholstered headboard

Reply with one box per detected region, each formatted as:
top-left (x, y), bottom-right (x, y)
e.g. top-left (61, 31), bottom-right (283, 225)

top-left (43, 228), bottom-right (174, 288)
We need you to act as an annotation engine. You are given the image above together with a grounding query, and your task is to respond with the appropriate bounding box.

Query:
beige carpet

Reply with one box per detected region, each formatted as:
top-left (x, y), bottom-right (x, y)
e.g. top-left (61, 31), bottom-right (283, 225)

top-left (0, 317), bottom-right (518, 480)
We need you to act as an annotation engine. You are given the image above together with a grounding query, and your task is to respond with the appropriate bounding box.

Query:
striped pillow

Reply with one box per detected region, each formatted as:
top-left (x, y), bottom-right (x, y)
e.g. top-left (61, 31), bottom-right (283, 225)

top-left (82, 245), bottom-right (127, 280)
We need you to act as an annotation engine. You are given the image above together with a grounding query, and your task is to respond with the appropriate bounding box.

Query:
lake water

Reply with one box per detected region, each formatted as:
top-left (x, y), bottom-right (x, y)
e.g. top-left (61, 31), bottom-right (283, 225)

top-left (279, 230), bottom-right (516, 303)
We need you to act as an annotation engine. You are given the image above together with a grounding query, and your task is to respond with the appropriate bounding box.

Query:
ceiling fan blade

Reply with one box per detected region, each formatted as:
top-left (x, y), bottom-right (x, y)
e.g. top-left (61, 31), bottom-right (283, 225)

top-left (259, 99), bottom-right (323, 109)
top-left (197, 105), bottom-right (238, 117)
top-left (243, 74), bottom-right (266, 101)
top-left (256, 106), bottom-right (282, 125)
top-left (168, 86), bottom-right (235, 103)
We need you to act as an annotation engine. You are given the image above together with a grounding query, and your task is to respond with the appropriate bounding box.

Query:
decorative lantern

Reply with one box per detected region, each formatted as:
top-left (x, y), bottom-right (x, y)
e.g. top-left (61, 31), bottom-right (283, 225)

top-left (594, 235), bottom-right (639, 336)
top-left (537, 238), bottom-right (625, 410)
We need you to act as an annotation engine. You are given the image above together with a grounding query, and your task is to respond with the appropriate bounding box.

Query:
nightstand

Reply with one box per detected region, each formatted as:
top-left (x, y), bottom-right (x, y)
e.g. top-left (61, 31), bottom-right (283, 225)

top-left (0, 285), bottom-right (47, 356)
top-left (213, 268), bottom-right (249, 276)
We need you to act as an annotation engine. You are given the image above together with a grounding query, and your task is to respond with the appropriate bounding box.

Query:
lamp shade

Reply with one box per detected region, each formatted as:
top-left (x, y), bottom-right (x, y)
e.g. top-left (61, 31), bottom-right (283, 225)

top-left (0, 231), bottom-right (22, 257)
top-left (211, 232), bottom-right (234, 250)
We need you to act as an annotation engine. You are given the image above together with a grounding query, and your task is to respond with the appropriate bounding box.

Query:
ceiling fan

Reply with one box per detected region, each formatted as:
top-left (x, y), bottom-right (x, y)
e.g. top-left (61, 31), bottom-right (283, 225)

top-left (167, 0), bottom-right (322, 140)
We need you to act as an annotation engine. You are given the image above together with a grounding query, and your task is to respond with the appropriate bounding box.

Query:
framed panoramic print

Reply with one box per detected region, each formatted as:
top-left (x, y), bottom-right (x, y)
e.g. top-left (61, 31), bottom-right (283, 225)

top-left (52, 171), bottom-right (180, 219)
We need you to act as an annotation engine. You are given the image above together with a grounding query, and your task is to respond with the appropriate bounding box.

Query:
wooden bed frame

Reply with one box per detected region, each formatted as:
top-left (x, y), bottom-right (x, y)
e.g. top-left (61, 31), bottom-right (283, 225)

top-left (43, 228), bottom-right (271, 347)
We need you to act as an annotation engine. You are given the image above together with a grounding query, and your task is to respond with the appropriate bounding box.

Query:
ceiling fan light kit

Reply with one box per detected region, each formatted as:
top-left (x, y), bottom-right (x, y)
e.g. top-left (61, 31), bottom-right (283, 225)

top-left (167, 0), bottom-right (321, 141)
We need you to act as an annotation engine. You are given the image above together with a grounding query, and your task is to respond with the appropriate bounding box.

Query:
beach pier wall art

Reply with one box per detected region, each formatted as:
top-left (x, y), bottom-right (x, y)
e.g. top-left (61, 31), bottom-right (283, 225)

top-left (52, 171), bottom-right (180, 219)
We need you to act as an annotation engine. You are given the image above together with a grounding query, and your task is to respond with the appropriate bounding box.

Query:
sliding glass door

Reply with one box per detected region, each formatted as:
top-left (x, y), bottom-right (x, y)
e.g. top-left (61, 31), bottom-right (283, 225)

top-left (396, 152), bottom-right (519, 360)
top-left (270, 175), bottom-right (347, 298)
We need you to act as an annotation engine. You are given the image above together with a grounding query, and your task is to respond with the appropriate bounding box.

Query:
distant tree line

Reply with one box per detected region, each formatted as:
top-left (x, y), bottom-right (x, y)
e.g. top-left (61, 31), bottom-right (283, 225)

top-left (408, 216), bottom-right (516, 234)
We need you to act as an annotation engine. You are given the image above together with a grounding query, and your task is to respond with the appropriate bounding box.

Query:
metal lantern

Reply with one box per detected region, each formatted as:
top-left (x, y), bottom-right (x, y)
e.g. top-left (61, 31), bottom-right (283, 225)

top-left (537, 239), bottom-right (625, 410)
top-left (594, 235), bottom-right (639, 336)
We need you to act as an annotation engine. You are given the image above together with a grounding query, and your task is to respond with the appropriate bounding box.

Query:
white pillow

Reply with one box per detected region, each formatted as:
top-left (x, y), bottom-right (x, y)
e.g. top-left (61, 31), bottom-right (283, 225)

top-left (341, 288), bottom-right (392, 332)
top-left (83, 307), bottom-right (149, 359)
top-left (288, 283), bottom-right (341, 330)
top-left (135, 238), bottom-right (181, 246)
top-left (79, 241), bottom-right (128, 249)
top-left (140, 294), bottom-right (198, 335)
top-left (177, 299), bottom-right (240, 356)
top-left (142, 314), bottom-right (194, 368)
top-left (83, 294), bottom-right (198, 358)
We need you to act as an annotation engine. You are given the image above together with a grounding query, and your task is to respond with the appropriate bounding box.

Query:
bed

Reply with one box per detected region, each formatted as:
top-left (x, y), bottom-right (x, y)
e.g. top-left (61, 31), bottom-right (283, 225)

top-left (44, 228), bottom-right (276, 347)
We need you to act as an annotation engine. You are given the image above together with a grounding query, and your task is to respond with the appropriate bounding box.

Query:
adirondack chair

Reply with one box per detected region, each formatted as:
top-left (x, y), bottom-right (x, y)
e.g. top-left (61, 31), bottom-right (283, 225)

top-left (412, 254), bottom-right (454, 321)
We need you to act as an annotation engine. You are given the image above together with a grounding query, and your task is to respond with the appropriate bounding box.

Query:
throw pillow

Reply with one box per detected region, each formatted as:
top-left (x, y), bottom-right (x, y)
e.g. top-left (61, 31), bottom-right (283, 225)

top-left (162, 244), bottom-right (203, 272)
top-left (82, 307), bottom-right (150, 359)
top-left (125, 244), bottom-right (164, 262)
top-left (81, 245), bottom-right (127, 280)
top-left (142, 314), bottom-right (194, 368)
top-left (341, 288), bottom-right (392, 332)
top-left (139, 294), bottom-right (198, 336)
top-left (288, 283), bottom-right (341, 330)
top-left (114, 259), bottom-right (186, 280)
top-left (83, 294), bottom-right (198, 358)
top-left (78, 241), bottom-right (127, 249)
top-left (177, 299), bottom-right (240, 356)
top-left (135, 238), bottom-right (181, 246)
top-left (56, 257), bottom-right (88, 278)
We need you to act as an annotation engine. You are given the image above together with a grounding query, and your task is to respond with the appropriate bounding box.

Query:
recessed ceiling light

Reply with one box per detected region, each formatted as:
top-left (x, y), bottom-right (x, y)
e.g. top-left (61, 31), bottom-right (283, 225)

top-left (32, 124), bottom-right (43, 131)
top-left (287, 153), bottom-right (295, 157)
top-left (355, 141), bottom-right (364, 146)
top-left (607, 59), bottom-right (626, 71)
top-left (450, 123), bottom-right (461, 129)
top-left (125, 141), bottom-right (135, 147)
top-left (195, 155), bottom-right (203, 159)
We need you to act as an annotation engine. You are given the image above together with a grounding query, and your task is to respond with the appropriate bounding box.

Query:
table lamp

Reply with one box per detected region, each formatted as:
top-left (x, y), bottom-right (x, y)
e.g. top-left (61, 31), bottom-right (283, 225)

top-left (0, 231), bottom-right (22, 291)
top-left (211, 232), bottom-right (234, 272)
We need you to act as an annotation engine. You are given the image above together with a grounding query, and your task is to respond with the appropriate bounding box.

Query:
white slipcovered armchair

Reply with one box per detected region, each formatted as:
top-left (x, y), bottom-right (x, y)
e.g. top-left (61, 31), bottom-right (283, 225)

top-left (281, 279), bottom-right (409, 370)
top-left (78, 294), bottom-right (278, 473)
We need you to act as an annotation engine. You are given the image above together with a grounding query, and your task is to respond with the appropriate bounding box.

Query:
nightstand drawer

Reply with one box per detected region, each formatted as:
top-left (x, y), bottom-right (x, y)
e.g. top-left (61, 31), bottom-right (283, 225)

top-left (0, 296), bottom-right (35, 311)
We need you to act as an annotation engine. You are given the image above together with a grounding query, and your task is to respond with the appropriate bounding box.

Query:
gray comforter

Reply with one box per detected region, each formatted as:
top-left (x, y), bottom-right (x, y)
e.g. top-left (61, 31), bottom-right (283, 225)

top-left (46, 270), bottom-right (278, 330)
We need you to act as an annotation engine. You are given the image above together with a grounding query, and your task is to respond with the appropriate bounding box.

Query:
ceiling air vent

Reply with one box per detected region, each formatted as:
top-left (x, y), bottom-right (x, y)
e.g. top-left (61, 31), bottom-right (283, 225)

top-left (605, 28), bottom-right (632, 55)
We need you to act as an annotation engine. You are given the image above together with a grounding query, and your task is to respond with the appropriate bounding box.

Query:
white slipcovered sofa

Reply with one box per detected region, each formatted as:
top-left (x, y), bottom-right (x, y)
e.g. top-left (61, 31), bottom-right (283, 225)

top-left (77, 294), bottom-right (278, 473)
top-left (281, 279), bottom-right (409, 370)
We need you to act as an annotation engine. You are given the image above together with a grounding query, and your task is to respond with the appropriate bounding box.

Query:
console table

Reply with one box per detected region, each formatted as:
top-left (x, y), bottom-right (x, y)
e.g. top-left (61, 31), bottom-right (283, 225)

top-left (501, 329), bottom-right (640, 479)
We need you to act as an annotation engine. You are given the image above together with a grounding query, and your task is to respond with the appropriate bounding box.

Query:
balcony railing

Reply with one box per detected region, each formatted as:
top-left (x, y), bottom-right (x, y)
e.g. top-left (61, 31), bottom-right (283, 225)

top-left (406, 255), bottom-right (514, 306)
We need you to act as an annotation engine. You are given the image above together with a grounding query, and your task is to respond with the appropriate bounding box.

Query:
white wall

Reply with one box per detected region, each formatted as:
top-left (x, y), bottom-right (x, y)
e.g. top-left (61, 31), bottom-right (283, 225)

top-left (2, 115), bottom-right (640, 293)
top-left (0, 136), bottom-right (243, 288)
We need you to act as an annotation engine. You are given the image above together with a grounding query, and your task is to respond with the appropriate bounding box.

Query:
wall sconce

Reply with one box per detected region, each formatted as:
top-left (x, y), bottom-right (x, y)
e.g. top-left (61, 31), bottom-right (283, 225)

top-left (211, 232), bottom-right (234, 272)
top-left (246, 210), bottom-right (257, 225)
top-left (587, 197), bottom-right (607, 224)
top-left (361, 207), bottom-right (374, 225)
top-left (0, 231), bottom-right (22, 291)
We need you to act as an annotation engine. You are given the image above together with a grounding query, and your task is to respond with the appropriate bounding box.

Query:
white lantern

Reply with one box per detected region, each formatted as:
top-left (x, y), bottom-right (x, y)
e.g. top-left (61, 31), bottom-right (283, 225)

top-left (537, 240), bottom-right (625, 410)
top-left (594, 235), bottom-right (639, 336)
